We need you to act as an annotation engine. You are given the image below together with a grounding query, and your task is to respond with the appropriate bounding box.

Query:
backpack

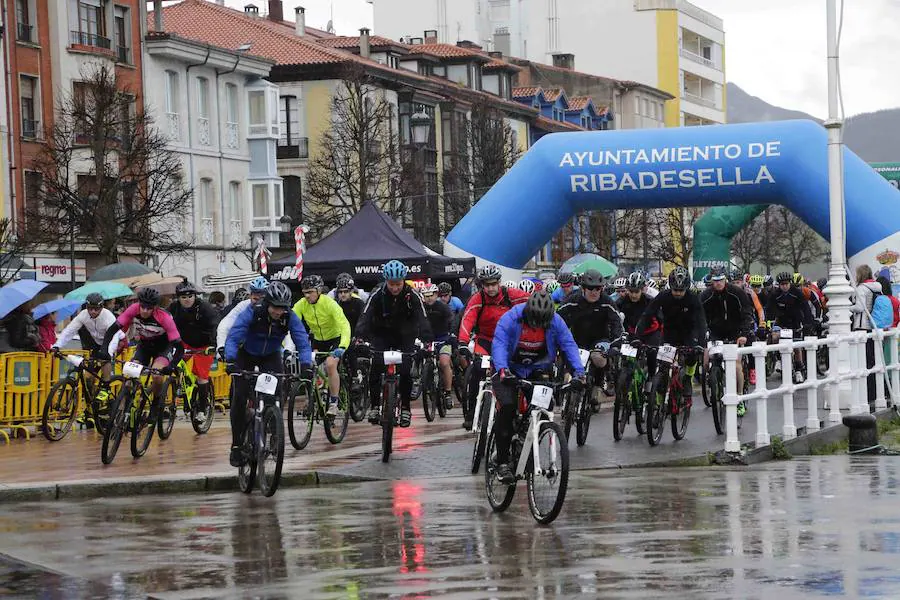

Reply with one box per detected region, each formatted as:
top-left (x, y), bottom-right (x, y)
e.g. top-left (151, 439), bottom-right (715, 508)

top-left (472, 287), bottom-right (513, 336)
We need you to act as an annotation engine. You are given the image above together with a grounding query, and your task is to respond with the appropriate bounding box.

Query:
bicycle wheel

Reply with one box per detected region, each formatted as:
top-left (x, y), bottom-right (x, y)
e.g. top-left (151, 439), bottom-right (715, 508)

top-left (381, 380), bottom-right (397, 463)
top-left (190, 386), bottom-right (214, 435)
top-left (42, 378), bottom-right (79, 442)
top-left (91, 375), bottom-right (121, 436)
top-left (527, 420), bottom-right (569, 525)
top-left (131, 389), bottom-right (156, 458)
top-left (613, 368), bottom-right (632, 442)
top-left (238, 422), bottom-right (257, 494)
top-left (633, 370), bottom-right (647, 435)
top-left (560, 389), bottom-right (575, 443)
top-left (646, 372), bottom-right (667, 446)
top-left (323, 383), bottom-right (350, 444)
top-left (575, 388), bottom-right (592, 447)
top-left (257, 405), bottom-right (285, 497)
top-left (101, 387), bottom-right (129, 465)
top-left (421, 360), bottom-right (437, 422)
top-left (471, 392), bottom-right (492, 474)
top-left (435, 361), bottom-right (447, 419)
top-left (710, 362), bottom-right (726, 436)
top-left (484, 429), bottom-right (516, 512)
top-left (346, 368), bottom-right (367, 423)
top-left (700, 360), bottom-right (713, 407)
top-left (671, 377), bottom-right (691, 441)
top-left (287, 381), bottom-right (314, 450)
top-left (156, 378), bottom-right (177, 440)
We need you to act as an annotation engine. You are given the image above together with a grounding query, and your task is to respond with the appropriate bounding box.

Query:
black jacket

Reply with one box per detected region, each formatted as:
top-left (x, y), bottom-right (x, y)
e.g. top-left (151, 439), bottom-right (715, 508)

top-left (5, 311), bottom-right (39, 351)
top-left (637, 289), bottom-right (707, 346)
top-left (616, 294), bottom-right (660, 336)
top-left (558, 293), bottom-right (623, 348)
top-left (337, 296), bottom-right (366, 337)
top-left (424, 298), bottom-right (454, 339)
top-left (356, 284), bottom-right (433, 343)
top-left (699, 284), bottom-right (755, 340)
top-left (168, 300), bottom-right (219, 348)
top-left (765, 285), bottom-right (814, 330)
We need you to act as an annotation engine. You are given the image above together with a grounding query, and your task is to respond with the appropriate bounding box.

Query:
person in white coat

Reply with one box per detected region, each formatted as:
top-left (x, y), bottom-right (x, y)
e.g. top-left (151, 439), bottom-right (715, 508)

top-left (51, 292), bottom-right (117, 405)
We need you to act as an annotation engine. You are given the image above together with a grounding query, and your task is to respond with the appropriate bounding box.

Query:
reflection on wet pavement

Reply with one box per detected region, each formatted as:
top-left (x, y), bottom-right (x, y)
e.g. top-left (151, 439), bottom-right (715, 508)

top-left (2, 455), bottom-right (900, 599)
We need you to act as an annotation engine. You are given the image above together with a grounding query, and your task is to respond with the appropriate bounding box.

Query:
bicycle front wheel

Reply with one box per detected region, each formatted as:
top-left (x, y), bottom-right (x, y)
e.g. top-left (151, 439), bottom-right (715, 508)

top-left (190, 387), bottom-right (214, 435)
top-left (421, 360), bottom-right (437, 422)
top-left (323, 384), bottom-right (350, 444)
top-left (258, 405), bottom-right (285, 497)
top-left (42, 378), bottom-right (79, 441)
top-left (91, 375), bottom-right (122, 436)
top-left (287, 381), bottom-right (315, 450)
top-left (710, 363), bottom-right (726, 436)
top-left (484, 429), bottom-right (516, 512)
top-left (471, 392), bottom-right (492, 474)
top-left (527, 420), bottom-right (569, 525)
top-left (101, 388), bottom-right (129, 465)
top-left (613, 368), bottom-right (632, 442)
top-left (381, 380), bottom-right (397, 463)
top-left (671, 379), bottom-right (691, 441)
top-left (560, 389), bottom-right (575, 443)
top-left (575, 388), bottom-right (592, 447)
top-left (646, 372), bottom-right (667, 447)
top-left (156, 378), bottom-right (177, 440)
top-left (131, 389), bottom-right (156, 458)
top-left (238, 422), bottom-right (257, 493)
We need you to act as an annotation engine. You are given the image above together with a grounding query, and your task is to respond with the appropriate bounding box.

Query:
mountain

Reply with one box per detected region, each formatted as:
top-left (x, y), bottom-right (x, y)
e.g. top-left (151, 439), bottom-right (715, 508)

top-left (726, 82), bottom-right (900, 163)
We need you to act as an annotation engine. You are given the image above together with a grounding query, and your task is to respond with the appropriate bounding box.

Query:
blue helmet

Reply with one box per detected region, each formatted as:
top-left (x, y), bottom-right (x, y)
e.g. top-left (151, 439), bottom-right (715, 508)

top-left (382, 260), bottom-right (409, 281)
top-left (249, 276), bottom-right (269, 293)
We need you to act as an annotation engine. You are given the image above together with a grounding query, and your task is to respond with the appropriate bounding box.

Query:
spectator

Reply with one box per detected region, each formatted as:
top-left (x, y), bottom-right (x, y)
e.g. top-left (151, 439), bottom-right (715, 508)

top-left (851, 264), bottom-right (883, 408)
top-left (5, 305), bottom-right (39, 351)
top-left (36, 314), bottom-right (57, 352)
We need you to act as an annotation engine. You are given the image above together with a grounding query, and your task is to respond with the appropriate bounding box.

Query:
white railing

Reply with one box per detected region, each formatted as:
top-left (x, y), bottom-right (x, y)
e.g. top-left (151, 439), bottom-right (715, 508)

top-left (197, 117), bottom-right (210, 146)
top-left (229, 219), bottom-right (243, 247)
top-left (679, 48), bottom-right (718, 70)
top-left (721, 328), bottom-right (900, 454)
top-left (201, 217), bottom-right (216, 245)
top-left (683, 91), bottom-right (717, 109)
top-left (225, 122), bottom-right (239, 149)
top-left (166, 112), bottom-right (180, 141)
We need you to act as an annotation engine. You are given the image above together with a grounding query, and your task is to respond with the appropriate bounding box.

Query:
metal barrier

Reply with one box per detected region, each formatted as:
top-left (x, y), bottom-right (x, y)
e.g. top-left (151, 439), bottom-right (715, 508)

top-left (0, 352), bottom-right (51, 441)
top-left (721, 328), bottom-right (900, 453)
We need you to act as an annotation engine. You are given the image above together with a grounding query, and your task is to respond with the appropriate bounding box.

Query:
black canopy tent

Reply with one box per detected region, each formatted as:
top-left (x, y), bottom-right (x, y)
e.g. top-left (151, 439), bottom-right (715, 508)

top-left (268, 203), bottom-right (475, 286)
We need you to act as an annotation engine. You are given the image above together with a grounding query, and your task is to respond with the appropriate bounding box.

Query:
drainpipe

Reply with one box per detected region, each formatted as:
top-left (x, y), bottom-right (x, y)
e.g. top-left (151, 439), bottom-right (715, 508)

top-left (215, 54), bottom-right (241, 276)
top-left (2, 4), bottom-right (17, 228)
top-left (185, 47), bottom-right (211, 285)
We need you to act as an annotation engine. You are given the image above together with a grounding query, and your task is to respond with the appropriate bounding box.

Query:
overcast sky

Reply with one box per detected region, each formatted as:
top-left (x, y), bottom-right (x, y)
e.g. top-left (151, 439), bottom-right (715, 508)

top-left (225, 0), bottom-right (897, 118)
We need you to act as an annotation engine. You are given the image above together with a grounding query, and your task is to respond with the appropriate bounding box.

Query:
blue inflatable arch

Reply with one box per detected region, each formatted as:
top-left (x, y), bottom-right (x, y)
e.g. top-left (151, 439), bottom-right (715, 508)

top-left (444, 120), bottom-right (900, 276)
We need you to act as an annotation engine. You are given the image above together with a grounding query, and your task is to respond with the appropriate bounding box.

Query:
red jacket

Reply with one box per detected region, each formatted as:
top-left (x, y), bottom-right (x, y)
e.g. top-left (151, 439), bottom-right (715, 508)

top-left (37, 317), bottom-right (57, 352)
top-left (458, 287), bottom-right (529, 353)
top-left (890, 295), bottom-right (900, 328)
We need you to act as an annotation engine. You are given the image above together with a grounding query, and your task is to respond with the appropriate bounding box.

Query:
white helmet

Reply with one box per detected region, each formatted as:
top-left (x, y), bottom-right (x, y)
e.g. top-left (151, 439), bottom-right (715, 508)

top-left (421, 284), bottom-right (439, 295)
top-left (503, 280), bottom-right (518, 289)
top-left (614, 277), bottom-right (627, 288)
top-left (518, 279), bottom-right (536, 293)
top-left (647, 279), bottom-right (658, 290)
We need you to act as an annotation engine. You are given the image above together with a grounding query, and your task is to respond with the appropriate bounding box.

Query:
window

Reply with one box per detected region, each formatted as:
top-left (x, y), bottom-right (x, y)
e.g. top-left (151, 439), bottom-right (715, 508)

top-left (225, 84), bottom-right (238, 122)
top-left (252, 184), bottom-right (269, 228)
top-left (197, 78), bottom-right (210, 117)
top-left (229, 181), bottom-right (242, 222)
top-left (278, 95), bottom-right (303, 156)
top-left (113, 6), bottom-right (129, 63)
top-left (24, 171), bottom-right (42, 206)
top-left (248, 89), bottom-right (266, 135)
top-left (19, 75), bottom-right (38, 139)
top-left (15, 0), bottom-right (33, 43)
top-left (73, 0), bottom-right (109, 49)
top-left (119, 93), bottom-right (134, 150)
top-left (199, 178), bottom-right (218, 244)
top-left (634, 96), bottom-right (640, 115)
top-left (164, 70), bottom-right (178, 113)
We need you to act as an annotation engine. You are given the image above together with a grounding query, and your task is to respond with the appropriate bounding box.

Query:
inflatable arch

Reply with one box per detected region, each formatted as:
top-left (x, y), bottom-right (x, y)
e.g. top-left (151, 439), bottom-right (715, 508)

top-left (445, 120), bottom-right (900, 279)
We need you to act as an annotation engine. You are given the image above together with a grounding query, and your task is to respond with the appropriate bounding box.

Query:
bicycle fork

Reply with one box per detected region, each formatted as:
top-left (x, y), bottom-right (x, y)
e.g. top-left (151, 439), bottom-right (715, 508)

top-left (516, 412), bottom-right (556, 478)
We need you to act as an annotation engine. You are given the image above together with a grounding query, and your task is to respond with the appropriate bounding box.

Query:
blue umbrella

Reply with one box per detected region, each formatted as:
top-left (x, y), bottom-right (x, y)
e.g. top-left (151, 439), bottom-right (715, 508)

top-left (65, 281), bottom-right (133, 301)
top-left (32, 298), bottom-right (81, 321)
top-left (0, 280), bottom-right (48, 320)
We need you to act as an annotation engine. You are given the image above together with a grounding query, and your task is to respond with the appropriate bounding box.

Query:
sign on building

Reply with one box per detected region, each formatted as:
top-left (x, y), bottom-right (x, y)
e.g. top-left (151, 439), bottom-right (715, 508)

top-left (32, 258), bottom-right (87, 283)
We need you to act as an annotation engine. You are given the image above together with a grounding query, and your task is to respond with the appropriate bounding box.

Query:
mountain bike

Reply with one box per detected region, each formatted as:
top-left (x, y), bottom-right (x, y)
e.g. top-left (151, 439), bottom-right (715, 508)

top-left (231, 370), bottom-right (289, 497)
top-left (645, 345), bottom-right (699, 446)
top-left (560, 348), bottom-right (597, 446)
top-left (613, 341), bottom-right (649, 441)
top-left (484, 378), bottom-right (573, 525)
top-left (164, 347), bottom-right (216, 436)
top-left (287, 351), bottom-right (350, 449)
top-left (346, 345), bottom-right (370, 423)
top-left (470, 354), bottom-right (496, 474)
top-left (43, 352), bottom-right (120, 441)
top-left (369, 349), bottom-right (418, 463)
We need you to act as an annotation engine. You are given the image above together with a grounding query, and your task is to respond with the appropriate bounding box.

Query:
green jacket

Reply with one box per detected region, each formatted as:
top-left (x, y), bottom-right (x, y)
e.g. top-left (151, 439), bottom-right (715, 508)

top-left (292, 294), bottom-right (351, 348)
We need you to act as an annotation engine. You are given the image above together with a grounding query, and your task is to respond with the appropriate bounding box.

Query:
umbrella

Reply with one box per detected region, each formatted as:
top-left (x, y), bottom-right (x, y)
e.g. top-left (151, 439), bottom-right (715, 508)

top-left (88, 262), bottom-right (153, 282)
top-left (65, 281), bottom-right (133, 301)
top-left (32, 298), bottom-right (81, 321)
top-left (559, 253), bottom-right (618, 278)
top-left (0, 280), bottom-right (48, 319)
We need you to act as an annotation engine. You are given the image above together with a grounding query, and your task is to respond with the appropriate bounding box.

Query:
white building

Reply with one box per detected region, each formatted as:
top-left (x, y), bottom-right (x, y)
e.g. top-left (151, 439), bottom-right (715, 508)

top-left (373, 0), bottom-right (726, 126)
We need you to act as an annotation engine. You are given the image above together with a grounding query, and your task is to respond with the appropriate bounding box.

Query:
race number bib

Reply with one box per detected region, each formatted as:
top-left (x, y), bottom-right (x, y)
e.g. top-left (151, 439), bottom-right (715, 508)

top-left (255, 373), bottom-right (278, 395)
top-left (657, 345), bottom-right (677, 364)
top-left (578, 349), bottom-right (591, 368)
top-left (481, 355), bottom-right (492, 369)
top-left (708, 341), bottom-right (724, 356)
top-left (780, 329), bottom-right (793, 340)
top-left (383, 351), bottom-right (403, 365)
top-left (122, 361), bottom-right (144, 379)
top-left (64, 355), bottom-right (84, 367)
top-left (621, 344), bottom-right (638, 358)
top-left (531, 385), bottom-right (554, 410)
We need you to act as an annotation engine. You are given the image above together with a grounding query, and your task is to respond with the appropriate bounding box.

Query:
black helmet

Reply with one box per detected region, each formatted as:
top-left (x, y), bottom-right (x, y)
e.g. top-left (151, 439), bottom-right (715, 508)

top-left (557, 271), bottom-right (575, 285)
top-left (137, 287), bottom-right (161, 307)
top-left (335, 275), bottom-right (354, 291)
top-left (233, 288), bottom-right (250, 302)
top-left (523, 290), bottom-right (555, 329)
top-left (264, 281), bottom-right (293, 308)
top-left (336, 272), bottom-right (351, 285)
top-left (668, 267), bottom-right (690, 292)
top-left (300, 274), bottom-right (323, 291)
top-left (776, 271), bottom-right (792, 284)
top-left (626, 272), bottom-right (646, 290)
top-left (764, 274), bottom-right (774, 286)
top-left (579, 269), bottom-right (604, 288)
top-left (709, 266), bottom-right (727, 281)
top-left (477, 264), bottom-right (502, 283)
top-left (176, 280), bottom-right (198, 295)
top-left (85, 293), bottom-right (104, 307)
top-left (817, 277), bottom-right (827, 290)
top-left (438, 282), bottom-right (452, 295)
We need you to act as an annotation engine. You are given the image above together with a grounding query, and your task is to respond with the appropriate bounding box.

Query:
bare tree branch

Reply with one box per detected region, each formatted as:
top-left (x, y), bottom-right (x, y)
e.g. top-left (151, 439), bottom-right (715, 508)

top-left (647, 207), bottom-right (704, 269)
top-left (0, 218), bottom-right (35, 285)
top-left (771, 206), bottom-right (828, 271)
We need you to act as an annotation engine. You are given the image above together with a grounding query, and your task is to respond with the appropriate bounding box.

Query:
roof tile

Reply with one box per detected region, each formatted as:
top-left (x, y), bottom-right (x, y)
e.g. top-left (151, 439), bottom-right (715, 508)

top-left (316, 35), bottom-right (405, 49)
top-left (512, 86), bottom-right (542, 98)
top-left (567, 96), bottom-right (591, 111)
top-left (542, 88), bottom-right (564, 102)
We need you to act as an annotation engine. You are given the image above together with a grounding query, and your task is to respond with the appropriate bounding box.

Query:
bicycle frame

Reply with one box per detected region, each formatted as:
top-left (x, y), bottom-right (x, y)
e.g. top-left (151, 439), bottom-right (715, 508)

top-left (471, 357), bottom-right (496, 439)
top-left (514, 406), bottom-right (558, 478)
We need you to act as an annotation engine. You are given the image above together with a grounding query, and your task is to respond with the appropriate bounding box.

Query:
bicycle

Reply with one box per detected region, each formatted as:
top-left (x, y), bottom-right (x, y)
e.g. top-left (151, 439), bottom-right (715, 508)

top-left (161, 347), bottom-right (217, 436)
top-left (43, 352), bottom-right (120, 441)
top-left (345, 345), bottom-right (370, 423)
top-left (484, 378), bottom-right (572, 524)
top-left (419, 343), bottom-right (441, 422)
top-left (367, 348), bottom-right (418, 463)
top-left (286, 351), bottom-right (350, 450)
top-left (645, 345), bottom-right (699, 446)
top-left (231, 370), bottom-right (289, 497)
top-left (560, 348), bottom-right (597, 447)
top-left (613, 341), bottom-right (650, 441)
top-left (470, 354), bottom-right (496, 474)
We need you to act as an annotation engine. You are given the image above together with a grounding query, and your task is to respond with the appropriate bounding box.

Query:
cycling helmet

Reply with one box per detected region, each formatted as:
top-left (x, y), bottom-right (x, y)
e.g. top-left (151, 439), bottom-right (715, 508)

top-left (335, 273), bottom-right (354, 290)
top-left (232, 288), bottom-right (250, 302)
top-left (743, 273), bottom-right (752, 284)
top-left (300, 274), bottom-right (324, 291)
top-left (702, 273), bottom-right (712, 286)
top-left (518, 279), bottom-right (536, 293)
top-left (668, 267), bottom-right (691, 292)
top-left (792, 272), bottom-right (804, 285)
top-left (729, 269), bottom-right (742, 282)
top-left (421, 284), bottom-right (439, 295)
top-left (137, 287), bottom-right (161, 307)
top-left (503, 280), bottom-right (518, 289)
top-left (438, 282), bottom-right (452, 295)
top-left (382, 260), bottom-right (409, 281)
top-left (646, 279), bottom-right (658, 290)
top-left (749, 274), bottom-right (764, 286)
top-left (626, 272), bottom-right (646, 290)
top-left (523, 290), bottom-right (555, 329)
top-left (709, 266), bottom-right (727, 281)
top-left (85, 293), bottom-right (104, 307)
top-left (249, 276), bottom-right (269, 293)
top-left (764, 274), bottom-right (774, 286)
top-left (176, 280), bottom-right (198, 295)
top-left (557, 271), bottom-right (575, 285)
top-left (477, 264), bottom-right (502, 283)
top-left (544, 280), bottom-right (560, 294)
top-left (776, 271), bottom-right (792, 284)
top-left (613, 277), bottom-right (627, 289)
top-left (580, 269), bottom-right (604, 288)
top-left (264, 281), bottom-right (293, 308)
top-left (817, 277), bottom-right (828, 290)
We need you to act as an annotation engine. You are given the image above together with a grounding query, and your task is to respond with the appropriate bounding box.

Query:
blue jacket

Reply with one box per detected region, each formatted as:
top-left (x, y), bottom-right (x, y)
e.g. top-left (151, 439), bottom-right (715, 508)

top-left (448, 296), bottom-right (465, 314)
top-left (225, 304), bottom-right (312, 365)
top-left (492, 304), bottom-right (584, 378)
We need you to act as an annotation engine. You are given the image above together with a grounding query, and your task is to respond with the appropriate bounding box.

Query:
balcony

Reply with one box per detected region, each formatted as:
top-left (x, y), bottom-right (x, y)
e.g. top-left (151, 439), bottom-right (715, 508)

top-left (276, 137), bottom-right (309, 159)
top-left (21, 119), bottom-right (39, 139)
top-left (230, 220), bottom-right (243, 247)
top-left (200, 218), bottom-right (218, 246)
top-left (683, 91), bottom-right (716, 109)
top-left (166, 112), bottom-right (180, 141)
top-left (225, 122), bottom-right (239, 150)
top-left (116, 46), bottom-right (130, 64)
top-left (16, 23), bottom-right (33, 43)
top-left (680, 48), bottom-right (716, 70)
top-left (197, 117), bottom-right (211, 146)
top-left (70, 30), bottom-right (112, 50)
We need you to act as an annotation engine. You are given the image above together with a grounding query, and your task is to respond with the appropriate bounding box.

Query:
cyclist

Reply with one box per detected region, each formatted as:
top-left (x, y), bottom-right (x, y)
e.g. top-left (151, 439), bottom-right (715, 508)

top-left (225, 281), bottom-right (313, 467)
top-left (551, 271), bottom-right (578, 304)
top-left (610, 277), bottom-right (627, 302)
top-left (644, 277), bottom-right (660, 299)
top-left (636, 267), bottom-right (707, 398)
top-left (101, 287), bottom-right (184, 402)
top-left (458, 264), bottom-right (529, 430)
top-left (518, 279), bottom-right (536, 294)
top-left (327, 272), bottom-right (369, 303)
top-left (700, 268), bottom-right (755, 414)
top-left (167, 281), bottom-right (219, 420)
top-left (438, 282), bottom-right (465, 315)
top-left (766, 272), bottom-right (815, 383)
top-left (616, 272), bottom-right (662, 379)
top-left (491, 290), bottom-right (585, 483)
top-left (291, 275), bottom-right (351, 416)
top-left (221, 288), bottom-right (250, 318)
top-left (217, 276), bottom-right (269, 354)
top-left (333, 275), bottom-right (367, 394)
top-left (421, 283), bottom-right (456, 409)
top-left (355, 260), bottom-right (432, 428)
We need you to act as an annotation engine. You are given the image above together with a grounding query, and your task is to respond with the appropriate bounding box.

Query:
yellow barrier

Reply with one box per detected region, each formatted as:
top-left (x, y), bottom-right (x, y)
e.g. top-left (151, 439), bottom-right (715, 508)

top-left (0, 352), bottom-right (50, 440)
top-left (209, 356), bottom-right (231, 410)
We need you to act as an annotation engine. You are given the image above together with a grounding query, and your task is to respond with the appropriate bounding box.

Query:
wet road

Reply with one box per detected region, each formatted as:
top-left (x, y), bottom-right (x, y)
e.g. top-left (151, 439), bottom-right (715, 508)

top-left (2, 455), bottom-right (900, 599)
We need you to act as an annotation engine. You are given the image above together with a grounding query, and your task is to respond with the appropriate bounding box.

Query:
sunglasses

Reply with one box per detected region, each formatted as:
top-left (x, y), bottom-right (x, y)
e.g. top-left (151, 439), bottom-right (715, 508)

top-left (582, 285), bottom-right (602, 291)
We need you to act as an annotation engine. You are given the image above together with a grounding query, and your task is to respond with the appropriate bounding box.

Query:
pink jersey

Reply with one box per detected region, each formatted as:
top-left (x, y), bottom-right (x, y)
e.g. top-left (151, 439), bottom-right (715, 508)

top-left (117, 303), bottom-right (180, 343)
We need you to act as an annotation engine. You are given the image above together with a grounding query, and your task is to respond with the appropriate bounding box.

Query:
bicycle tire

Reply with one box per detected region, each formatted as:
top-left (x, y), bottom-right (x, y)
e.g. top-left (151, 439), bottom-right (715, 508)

top-left (156, 378), bottom-right (177, 440)
top-left (258, 405), bottom-right (285, 497)
top-left (346, 368), bottom-right (367, 423)
top-left (101, 388), bottom-right (129, 465)
top-left (238, 423), bottom-right (257, 493)
top-left (560, 390), bottom-right (575, 443)
top-left (323, 384), bottom-right (350, 444)
top-left (435, 361), bottom-right (447, 419)
top-left (613, 368), bottom-right (632, 442)
top-left (671, 377), bottom-right (691, 441)
top-left (633, 370), bottom-right (647, 435)
top-left (190, 386), bottom-right (214, 434)
top-left (471, 392), bottom-right (491, 474)
top-left (575, 388), bottom-right (592, 447)
top-left (381, 380), bottom-right (396, 463)
top-left (710, 360), bottom-right (726, 436)
top-left (91, 375), bottom-right (121, 436)
top-left (527, 420), bottom-right (569, 525)
top-left (700, 360), bottom-right (713, 407)
top-left (452, 367), bottom-right (467, 407)
top-left (287, 381), bottom-right (314, 450)
top-left (421, 360), bottom-right (437, 422)
top-left (42, 378), bottom-right (79, 442)
top-left (131, 388), bottom-right (156, 458)
top-left (646, 372), bottom-right (667, 446)
top-left (484, 429), bottom-right (516, 512)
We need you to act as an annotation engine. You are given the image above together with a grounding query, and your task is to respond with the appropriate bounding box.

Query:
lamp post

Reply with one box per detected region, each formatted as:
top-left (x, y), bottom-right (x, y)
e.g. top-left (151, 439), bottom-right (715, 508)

top-left (409, 107), bottom-right (433, 245)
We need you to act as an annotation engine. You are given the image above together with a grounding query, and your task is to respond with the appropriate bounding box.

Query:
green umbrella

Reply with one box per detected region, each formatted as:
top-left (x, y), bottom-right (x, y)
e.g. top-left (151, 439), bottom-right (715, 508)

top-left (559, 253), bottom-right (618, 278)
top-left (65, 281), bottom-right (134, 301)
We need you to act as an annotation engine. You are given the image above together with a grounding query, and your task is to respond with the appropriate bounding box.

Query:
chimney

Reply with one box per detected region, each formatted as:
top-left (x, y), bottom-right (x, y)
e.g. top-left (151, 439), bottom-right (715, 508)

top-left (456, 40), bottom-right (482, 50)
top-left (295, 6), bottom-right (305, 36)
top-left (488, 50), bottom-right (503, 59)
top-left (267, 0), bottom-right (283, 22)
top-left (359, 27), bottom-right (371, 59)
top-left (215, 0), bottom-right (224, 5)
top-left (244, 4), bottom-right (259, 16)
top-left (424, 29), bottom-right (438, 44)
top-left (153, 0), bottom-right (163, 31)
top-left (552, 53), bottom-right (575, 70)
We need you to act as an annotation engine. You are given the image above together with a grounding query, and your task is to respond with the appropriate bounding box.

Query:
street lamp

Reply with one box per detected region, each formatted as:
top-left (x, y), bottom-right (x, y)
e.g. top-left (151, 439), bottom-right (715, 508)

top-left (410, 108), bottom-right (432, 147)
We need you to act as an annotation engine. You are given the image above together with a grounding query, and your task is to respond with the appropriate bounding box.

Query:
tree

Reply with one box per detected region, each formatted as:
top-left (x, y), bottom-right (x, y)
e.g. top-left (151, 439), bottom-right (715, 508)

top-left (771, 206), bottom-right (829, 271)
top-left (730, 211), bottom-right (768, 273)
top-left (0, 218), bottom-right (33, 285)
top-left (647, 207), bottom-right (705, 269)
top-left (26, 63), bottom-right (193, 265)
